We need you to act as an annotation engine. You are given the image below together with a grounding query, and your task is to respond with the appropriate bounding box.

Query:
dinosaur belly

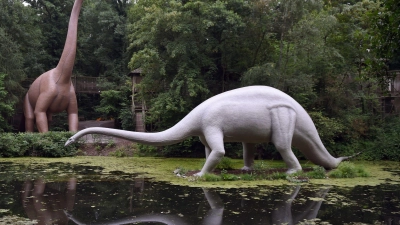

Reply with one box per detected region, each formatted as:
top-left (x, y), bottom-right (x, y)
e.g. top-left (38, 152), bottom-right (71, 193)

top-left (221, 114), bottom-right (272, 143)
top-left (48, 95), bottom-right (70, 113)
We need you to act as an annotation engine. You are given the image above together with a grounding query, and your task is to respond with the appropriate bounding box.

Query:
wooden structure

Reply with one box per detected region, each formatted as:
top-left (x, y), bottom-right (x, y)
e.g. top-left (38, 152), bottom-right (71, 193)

top-left (382, 70), bottom-right (400, 114)
top-left (128, 69), bottom-right (147, 132)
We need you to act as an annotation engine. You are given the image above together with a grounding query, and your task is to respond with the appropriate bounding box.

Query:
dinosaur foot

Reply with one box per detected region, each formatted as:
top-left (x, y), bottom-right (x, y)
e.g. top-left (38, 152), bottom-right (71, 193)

top-left (285, 168), bottom-right (302, 174)
top-left (241, 166), bottom-right (253, 171)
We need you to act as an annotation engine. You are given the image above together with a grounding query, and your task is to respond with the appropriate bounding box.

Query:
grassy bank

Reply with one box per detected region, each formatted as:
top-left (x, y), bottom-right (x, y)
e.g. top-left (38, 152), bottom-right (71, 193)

top-left (0, 157), bottom-right (398, 188)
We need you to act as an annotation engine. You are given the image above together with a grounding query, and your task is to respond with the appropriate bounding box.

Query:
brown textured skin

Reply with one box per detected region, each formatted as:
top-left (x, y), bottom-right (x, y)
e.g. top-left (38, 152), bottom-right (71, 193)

top-left (23, 0), bottom-right (83, 132)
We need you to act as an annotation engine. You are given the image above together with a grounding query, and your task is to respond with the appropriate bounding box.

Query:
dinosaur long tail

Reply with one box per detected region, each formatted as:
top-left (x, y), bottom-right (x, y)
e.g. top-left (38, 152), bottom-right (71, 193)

top-left (65, 123), bottom-right (195, 147)
top-left (338, 152), bottom-right (362, 161)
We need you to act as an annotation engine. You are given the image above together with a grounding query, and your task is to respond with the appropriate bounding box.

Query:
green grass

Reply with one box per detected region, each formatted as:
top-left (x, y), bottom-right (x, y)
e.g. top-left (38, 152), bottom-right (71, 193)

top-left (197, 163), bottom-right (368, 182)
top-left (0, 157), bottom-right (385, 188)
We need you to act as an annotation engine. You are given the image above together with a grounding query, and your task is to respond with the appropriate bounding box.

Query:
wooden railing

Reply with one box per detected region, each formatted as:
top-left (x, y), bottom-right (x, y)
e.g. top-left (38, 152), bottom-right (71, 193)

top-left (72, 76), bottom-right (101, 94)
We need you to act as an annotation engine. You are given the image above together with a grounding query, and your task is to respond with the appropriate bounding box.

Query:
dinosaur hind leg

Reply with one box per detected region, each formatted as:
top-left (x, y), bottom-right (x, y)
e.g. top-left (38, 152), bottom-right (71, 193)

top-left (199, 135), bottom-right (211, 159)
top-left (23, 94), bottom-right (35, 132)
top-left (270, 107), bottom-right (302, 174)
top-left (241, 142), bottom-right (256, 171)
top-left (195, 129), bottom-right (225, 176)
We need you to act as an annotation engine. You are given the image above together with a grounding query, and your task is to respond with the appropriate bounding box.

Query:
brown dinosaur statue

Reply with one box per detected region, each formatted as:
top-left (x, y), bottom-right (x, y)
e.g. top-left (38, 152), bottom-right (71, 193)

top-left (23, 0), bottom-right (83, 132)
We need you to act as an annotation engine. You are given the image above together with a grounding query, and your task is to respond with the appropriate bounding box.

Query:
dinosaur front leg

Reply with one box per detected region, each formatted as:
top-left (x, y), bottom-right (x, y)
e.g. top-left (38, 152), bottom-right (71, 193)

top-left (23, 94), bottom-right (35, 132)
top-left (67, 89), bottom-right (79, 132)
top-left (241, 142), bottom-right (255, 171)
top-left (35, 111), bottom-right (49, 133)
top-left (34, 94), bottom-right (55, 132)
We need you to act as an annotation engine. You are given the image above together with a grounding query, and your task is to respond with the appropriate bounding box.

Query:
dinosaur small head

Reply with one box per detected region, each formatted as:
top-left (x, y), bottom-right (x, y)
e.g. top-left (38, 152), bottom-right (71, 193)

top-left (65, 137), bottom-right (75, 147)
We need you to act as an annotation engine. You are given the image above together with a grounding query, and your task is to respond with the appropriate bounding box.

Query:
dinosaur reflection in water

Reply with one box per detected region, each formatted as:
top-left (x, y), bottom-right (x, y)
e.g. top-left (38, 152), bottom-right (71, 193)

top-left (22, 178), bottom-right (77, 225)
top-left (22, 177), bottom-right (330, 225)
top-left (271, 185), bottom-right (331, 225)
top-left (65, 188), bottom-right (223, 225)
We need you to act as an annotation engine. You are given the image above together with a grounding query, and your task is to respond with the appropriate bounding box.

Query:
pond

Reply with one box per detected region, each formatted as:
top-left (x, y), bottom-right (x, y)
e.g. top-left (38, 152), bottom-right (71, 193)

top-left (0, 160), bottom-right (399, 225)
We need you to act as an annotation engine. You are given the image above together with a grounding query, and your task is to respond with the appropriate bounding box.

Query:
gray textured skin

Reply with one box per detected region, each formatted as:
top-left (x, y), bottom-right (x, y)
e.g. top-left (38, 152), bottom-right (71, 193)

top-left (66, 86), bottom-right (352, 176)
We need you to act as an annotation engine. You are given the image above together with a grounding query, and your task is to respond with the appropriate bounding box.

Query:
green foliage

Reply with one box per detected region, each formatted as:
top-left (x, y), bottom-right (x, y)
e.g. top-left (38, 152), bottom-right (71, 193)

top-left (239, 173), bottom-right (256, 181)
top-left (109, 143), bottom-right (138, 157)
top-left (0, 132), bottom-right (80, 157)
top-left (332, 116), bottom-right (400, 161)
top-left (306, 166), bottom-right (327, 179)
top-left (0, 74), bottom-right (15, 132)
top-left (328, 162), bottom-right (369, 178)
top-left (308, 111), bottom-right (345, 145)
top-left (0, 1), bottom-right (43, 131)
top-left (159, 137), bottom-right (202, 157)
top-left (215, 157), bottom-right (234, 170)
top-left (220, 169), bottom-right (239, 181)
top-left (138, 144), bottom-right (159, 156)
top-left (96, 90), bottom-right (125, 120)
top-left (118, 103), bottom-right (135, 131)
top-left (109, 148), bottom-right (127, 157)
top-left (269, 172), bottom-right (289, 180)
top-left (77, 0), bottom-right (130, 78)
top-left (124, 0), bottom-right (397, 159)
top-left (253, 160), bottom-right (269, 171)
top-left (200, 173), bottom-right (222, 182)
top-left (127, 0), bottom-right (251, 138)
top-left (0, 0), bottom-right (396, 160)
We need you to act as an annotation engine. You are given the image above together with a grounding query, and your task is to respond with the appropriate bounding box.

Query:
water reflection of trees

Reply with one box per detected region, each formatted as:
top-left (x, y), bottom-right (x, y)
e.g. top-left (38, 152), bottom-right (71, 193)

top-left (21, 177), bottom-right (333, 225)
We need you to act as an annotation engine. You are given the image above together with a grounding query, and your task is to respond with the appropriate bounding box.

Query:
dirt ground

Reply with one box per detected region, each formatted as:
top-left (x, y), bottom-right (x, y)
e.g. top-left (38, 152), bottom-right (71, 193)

top-left (79, 140), bottom-right (135, 156)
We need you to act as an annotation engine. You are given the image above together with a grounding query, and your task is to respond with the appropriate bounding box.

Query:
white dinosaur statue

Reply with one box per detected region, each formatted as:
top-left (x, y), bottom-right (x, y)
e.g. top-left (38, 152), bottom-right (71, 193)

top-left (65, 86), bottom-right (355, 176)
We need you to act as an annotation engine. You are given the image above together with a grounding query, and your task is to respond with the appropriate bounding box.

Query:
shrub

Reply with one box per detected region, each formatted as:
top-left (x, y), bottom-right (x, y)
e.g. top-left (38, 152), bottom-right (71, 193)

top-left (307, 166), bottom-right (327, 179)
top-left (220, 170), bottom-right (239, 181)
top-left (328, 162), bottom-right (369, 178)
top-left (0, 132), bottom-right (80, 157)
top-left (216, 157), bottom-right (234, 170)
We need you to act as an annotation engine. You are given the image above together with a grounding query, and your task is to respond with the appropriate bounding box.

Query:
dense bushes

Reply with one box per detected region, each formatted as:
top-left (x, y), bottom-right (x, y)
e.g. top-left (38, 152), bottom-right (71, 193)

top-left (0, 132), bottom-right (80, 157)
top-left (332, 116), bottom-right (400, 161)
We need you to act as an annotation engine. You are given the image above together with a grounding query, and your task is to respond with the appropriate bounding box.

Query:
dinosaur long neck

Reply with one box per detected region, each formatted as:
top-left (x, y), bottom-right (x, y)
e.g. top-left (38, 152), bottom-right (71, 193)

top-left (55, 0), bottom-right (83, 84)
top-left (74, 123), bottom-right (196, 146)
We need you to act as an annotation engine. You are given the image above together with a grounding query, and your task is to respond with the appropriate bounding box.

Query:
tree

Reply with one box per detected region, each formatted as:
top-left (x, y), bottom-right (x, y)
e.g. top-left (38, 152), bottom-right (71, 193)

top-left (128, 0), bottom-right (251, 129)
top-left (0, 0), bottom-right (43, 131)
top-left (77, 0), bottom-right (131, 82)
top-left (0, 74), bottom-right (16, 132)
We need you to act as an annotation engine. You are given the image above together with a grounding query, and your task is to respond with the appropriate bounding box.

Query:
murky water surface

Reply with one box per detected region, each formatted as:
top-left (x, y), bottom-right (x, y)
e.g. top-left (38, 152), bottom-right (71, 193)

top-left (0, 162), bottom-right (399, 225)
